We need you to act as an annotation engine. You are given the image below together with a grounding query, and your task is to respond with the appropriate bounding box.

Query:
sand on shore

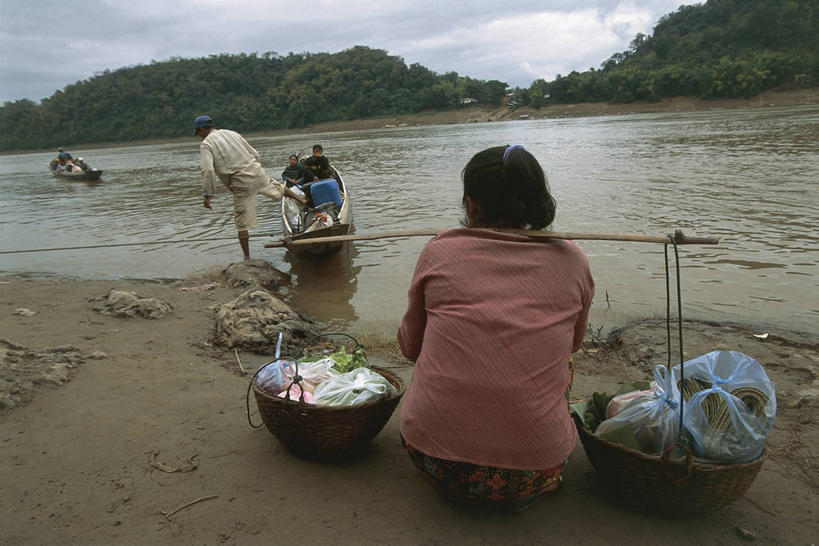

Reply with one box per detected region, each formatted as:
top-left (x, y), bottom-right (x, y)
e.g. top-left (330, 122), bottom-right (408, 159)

top-left (297, 87), bottom-right (819, 134)
top-left (1, 274), bottom-right (817, 544)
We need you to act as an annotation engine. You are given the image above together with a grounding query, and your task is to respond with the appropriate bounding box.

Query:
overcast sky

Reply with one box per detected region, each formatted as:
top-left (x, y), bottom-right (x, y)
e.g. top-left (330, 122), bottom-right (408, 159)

top-left (0, 0), bottom-right (701, 104)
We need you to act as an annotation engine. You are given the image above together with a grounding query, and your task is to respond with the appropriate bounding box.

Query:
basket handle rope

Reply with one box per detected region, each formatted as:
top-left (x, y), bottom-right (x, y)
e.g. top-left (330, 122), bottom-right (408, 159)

top-left (664, 236), bottom-right (686, 439)
top-left (276, 332), bottom-right (366, 412)
top-left (279, 332), bottom-right (365, 404)
top-left (319, 332), bottom-right (364, 354)
top-left (246, 354), bottom-right (300, 429)
top-left (664, 236), bottom-right (694, 489)
top-left (661, 442), bottom-right (695, 486)
top-left (280, 332), bottom-right (364, 407)
top-left (281, 361), bottom-right (307, 405)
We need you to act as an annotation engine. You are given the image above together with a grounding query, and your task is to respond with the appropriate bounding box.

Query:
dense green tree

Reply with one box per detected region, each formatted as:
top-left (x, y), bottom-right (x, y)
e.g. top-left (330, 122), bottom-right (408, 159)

top-left (0, 46), bottom-right (508, 151)
top-left (512, 0), bottom-right (817, 107)
top-left (4, 0), bottom-right (816, 151)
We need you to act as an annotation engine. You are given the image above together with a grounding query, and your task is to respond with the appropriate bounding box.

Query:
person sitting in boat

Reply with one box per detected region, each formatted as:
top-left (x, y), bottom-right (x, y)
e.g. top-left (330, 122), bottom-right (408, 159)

top-left (57, 147), bottom-right (73, 161)
top-left (54, 158), bottom-right (68, 172)
top-left (302, 144), bottom-right (330, 181)
top-left (397, 144), bottom-right (595, 512)
top-left (281, 154), bottom-right (310, 187)
top-left (64, 159), bottom-right (84, 172)
top-left (74, 157), bottom-right (90, 171)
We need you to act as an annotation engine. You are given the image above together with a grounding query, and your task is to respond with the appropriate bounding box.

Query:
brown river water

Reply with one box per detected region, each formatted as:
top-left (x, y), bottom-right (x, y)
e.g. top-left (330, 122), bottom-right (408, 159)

top-left (1, 105), bottom-right (817, 337)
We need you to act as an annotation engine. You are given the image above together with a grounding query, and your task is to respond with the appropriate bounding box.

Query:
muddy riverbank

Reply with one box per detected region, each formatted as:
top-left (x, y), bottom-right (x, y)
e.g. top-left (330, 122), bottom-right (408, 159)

top-left (1, 274), bottom-right (817, 544)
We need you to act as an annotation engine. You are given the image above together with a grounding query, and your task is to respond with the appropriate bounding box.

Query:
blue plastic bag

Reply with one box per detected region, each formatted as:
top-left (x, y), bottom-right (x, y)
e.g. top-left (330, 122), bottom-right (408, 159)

top-left (595, 365), bottom-right (681, 455)
top-left (673, 351), bottom-right (776, 462)
top-left (255, 333), bottom-right (296, 394)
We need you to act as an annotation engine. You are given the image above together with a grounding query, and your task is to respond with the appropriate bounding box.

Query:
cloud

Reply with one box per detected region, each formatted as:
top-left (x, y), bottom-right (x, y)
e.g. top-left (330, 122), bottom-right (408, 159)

top-left (0, 0), bottom-right (700, 102)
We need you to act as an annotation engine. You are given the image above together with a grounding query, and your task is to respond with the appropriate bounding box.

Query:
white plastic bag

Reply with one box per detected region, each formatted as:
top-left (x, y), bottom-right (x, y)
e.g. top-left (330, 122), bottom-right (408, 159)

top-left (595, 365), bottom-right (681, 455)
top-left (278, 384), bottom-right (315, 404)
top-left (673, 351), bottom-right (776, 462)
top-left (283, 358), bottom-right (338, 393)
top-left (290, 185), bottom-right (306, 199)
top-left (313, 367), bottom-right (397, 407)
top-left (283, 198), bottom-right (304, 232)
top-left (606, 388), bottom-right (654, 419)
top-left (304, 212), bottom-right (333, 233)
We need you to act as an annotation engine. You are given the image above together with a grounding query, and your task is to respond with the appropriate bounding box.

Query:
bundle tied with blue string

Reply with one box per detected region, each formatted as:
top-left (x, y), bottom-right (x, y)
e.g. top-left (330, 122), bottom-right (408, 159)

top-left (569, 236), bottom-right (768, 515)
top-left (674, 350), bottom-right (775, 463)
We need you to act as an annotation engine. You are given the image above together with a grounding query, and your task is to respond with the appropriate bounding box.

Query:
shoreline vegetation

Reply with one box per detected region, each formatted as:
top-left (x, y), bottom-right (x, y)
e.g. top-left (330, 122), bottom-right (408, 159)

top-left (5, 1), bottom-right (816, 153)
top-left (4, 87), bottom-right (817, 156)
top-left (1, 274), bottom-right (817, 543)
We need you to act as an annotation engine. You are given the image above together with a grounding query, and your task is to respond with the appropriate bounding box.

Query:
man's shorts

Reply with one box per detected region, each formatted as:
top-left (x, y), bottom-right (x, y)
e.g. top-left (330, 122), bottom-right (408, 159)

top-left (228, 166), bottom-right (284, 231)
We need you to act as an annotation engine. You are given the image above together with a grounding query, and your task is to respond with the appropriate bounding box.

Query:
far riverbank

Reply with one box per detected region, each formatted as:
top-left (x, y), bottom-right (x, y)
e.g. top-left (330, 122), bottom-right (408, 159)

top-left (289, 87), bottom-right (819, 133)
top-left (3, 87), bottom-right (817, 155)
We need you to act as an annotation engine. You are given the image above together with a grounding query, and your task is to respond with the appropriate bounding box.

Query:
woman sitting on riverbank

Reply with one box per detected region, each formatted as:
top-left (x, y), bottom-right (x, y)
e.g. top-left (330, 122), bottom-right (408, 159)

top-left (397, 145), bottom-right (595, 512)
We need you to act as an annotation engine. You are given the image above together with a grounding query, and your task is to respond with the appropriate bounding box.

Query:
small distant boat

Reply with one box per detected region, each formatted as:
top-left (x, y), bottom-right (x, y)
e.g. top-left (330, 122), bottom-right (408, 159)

top-left (48, 159), bottom-right (103, 181)
top-left (280, 153), bottom-right (352, 256)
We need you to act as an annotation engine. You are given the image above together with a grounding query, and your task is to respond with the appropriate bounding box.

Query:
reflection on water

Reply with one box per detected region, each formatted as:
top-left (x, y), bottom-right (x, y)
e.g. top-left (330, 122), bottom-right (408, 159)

top-left (282, 243), bottom-right (360, 327)
top-left (1, 105), bottom-right (817, 335)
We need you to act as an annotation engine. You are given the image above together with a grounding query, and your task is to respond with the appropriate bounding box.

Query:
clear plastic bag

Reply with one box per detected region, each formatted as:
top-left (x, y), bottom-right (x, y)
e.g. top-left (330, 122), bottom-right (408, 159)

top-left (290, 185), bottom-right (306, 199)
top-left (595, 365), bottom-right (681, 455)
top-left (673, 351), bottom-right (776, 462)
top-left (278, 384), bottom-right (315, 404)
top-left (283, 198), bottom-right (304, 232)
top-left (304, 211), bottom-right (333, 233)
top-left (313, 367), bottom-right (397, 407)
top-left (283, 358), bottom-right (338, 393)
top-left (606, 388), bottom-right (654, 419)
top-left (256, 359), bottom-right (296, 394)
top-left (255, 333), bottom-right (295, 394)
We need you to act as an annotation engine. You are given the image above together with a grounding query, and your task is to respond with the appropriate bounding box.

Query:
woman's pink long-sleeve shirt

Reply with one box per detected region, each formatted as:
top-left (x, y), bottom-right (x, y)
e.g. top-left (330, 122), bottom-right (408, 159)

top-left (398, 229), bottom-right (594, 470)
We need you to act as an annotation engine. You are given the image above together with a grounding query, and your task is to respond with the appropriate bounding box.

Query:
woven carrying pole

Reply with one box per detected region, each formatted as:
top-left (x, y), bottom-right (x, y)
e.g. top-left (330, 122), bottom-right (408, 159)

top-left (263, 228), bottom-right (719, 248)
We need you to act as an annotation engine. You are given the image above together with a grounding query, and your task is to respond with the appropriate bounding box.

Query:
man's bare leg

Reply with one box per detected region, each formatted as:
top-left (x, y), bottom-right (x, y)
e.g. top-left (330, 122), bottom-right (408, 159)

top-left (238, 230), bottom-right (250, 260)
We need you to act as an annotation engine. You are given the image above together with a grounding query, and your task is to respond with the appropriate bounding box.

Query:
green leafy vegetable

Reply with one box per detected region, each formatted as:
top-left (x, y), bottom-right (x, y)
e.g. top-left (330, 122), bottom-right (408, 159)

top-left (329, 346), bottom-right (368, 373)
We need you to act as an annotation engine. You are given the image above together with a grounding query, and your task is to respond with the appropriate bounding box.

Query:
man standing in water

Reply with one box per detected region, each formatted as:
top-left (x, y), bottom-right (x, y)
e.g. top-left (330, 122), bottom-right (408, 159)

top-left (194, 115), bottom-right (307, 260)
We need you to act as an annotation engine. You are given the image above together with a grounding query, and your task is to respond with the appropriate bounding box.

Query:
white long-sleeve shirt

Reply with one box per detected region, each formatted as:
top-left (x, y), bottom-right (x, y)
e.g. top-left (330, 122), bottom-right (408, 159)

top-left (200, 129), bottom-right (266, 196)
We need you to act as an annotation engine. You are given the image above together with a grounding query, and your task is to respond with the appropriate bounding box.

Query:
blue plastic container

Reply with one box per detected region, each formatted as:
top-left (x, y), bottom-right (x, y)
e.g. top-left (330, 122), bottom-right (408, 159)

top-left (310, 179), bottom-right (342, 208)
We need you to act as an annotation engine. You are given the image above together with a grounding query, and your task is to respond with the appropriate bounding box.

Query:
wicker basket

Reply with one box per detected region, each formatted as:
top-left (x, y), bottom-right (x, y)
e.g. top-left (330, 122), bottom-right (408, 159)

top-left (572, 411), bottom-right (765, 515)
top-left (250, 366), bottom-right (405, 459)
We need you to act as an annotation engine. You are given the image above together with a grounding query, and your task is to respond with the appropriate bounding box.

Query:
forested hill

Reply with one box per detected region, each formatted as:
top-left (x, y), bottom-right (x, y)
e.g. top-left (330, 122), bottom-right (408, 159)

top-left (0, 46), bottom-right (507, 151)
top-left (515, 0), bottom-right (818, 107)
top-left (3, 0), bottom-right (818, 152)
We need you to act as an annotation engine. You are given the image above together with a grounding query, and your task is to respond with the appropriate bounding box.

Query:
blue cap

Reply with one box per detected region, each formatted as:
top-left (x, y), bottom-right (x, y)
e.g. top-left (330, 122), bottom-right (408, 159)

top-left (193, 115), bottom-right (214, 135)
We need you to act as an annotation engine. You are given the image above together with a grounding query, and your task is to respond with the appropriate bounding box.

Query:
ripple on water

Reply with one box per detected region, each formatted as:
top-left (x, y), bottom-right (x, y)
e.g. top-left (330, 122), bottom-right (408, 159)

top-left (1, 106), bottom-right (817, 333)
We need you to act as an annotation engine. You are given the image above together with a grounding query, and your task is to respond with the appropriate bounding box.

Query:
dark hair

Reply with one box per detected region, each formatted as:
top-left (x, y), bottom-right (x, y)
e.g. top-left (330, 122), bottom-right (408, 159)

top-left (461, 145), bottom-right (556, 229)
top-left (312, 144), bottom-right (323, 152)
top-left (289, 154), bottom-right (298, 160)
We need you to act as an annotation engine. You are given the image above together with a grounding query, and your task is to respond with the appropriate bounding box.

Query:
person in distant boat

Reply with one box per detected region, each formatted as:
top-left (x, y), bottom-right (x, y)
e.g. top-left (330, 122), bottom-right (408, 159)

top-left (303, 144), bottom-right (331, 181)
top-left (281, 154), bottom-right (310, 187)
top-left (397, 144), bottom-right (594, 512)
top-left (57, 147), bottom-right (73, 161)
top-left (193, 114), bottom-right (308, 260)
top-left (75, 157), bottom-right (90, 171)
